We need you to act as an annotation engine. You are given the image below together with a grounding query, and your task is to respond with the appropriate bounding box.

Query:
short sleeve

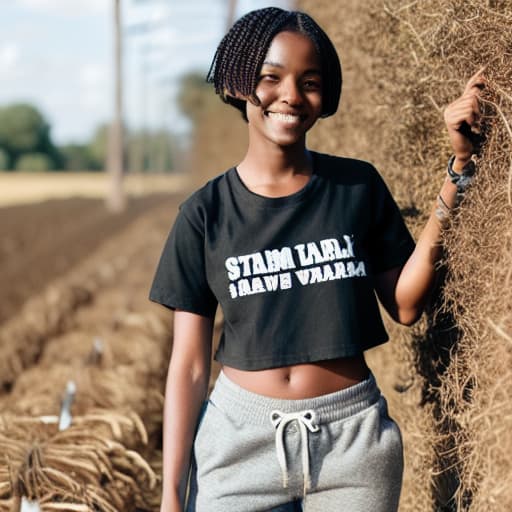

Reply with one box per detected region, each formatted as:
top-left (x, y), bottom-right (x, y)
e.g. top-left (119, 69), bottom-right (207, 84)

top-left (368, 169), bottom-right (416, 274)
top-left (149, 207), bottom-right (217, 317)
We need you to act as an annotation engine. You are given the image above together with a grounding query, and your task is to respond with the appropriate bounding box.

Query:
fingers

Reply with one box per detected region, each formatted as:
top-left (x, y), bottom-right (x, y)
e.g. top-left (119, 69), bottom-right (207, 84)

top-left (465, 73), bottom-right (484, 132)
top-left (463, 65), bottom-right (486, 95)
top-left (453, 96), bottom-right (480, 120)
top-left (444, 67), bottom-right (487, 157)
top-left (446, 67), bottom-right (485, 132)
top-left (445, 95), bottom-right (480, 130)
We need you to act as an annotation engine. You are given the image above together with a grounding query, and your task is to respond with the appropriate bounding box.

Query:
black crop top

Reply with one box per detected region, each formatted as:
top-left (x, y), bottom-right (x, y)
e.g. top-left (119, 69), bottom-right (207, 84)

top-left (149, 152), bottom-right (415, 370)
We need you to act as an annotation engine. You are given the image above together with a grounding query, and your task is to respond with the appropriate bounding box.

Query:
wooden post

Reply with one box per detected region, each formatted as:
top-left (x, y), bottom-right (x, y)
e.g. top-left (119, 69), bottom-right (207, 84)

top-left (107, 0), bottom-right (125, 212)
top-left (226, 0), bottom-right (237, 30)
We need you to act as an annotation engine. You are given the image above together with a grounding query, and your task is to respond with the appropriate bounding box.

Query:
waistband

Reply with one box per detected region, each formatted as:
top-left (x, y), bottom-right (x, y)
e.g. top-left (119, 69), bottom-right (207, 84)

top-left (209, 370), bottom-right (381, 426)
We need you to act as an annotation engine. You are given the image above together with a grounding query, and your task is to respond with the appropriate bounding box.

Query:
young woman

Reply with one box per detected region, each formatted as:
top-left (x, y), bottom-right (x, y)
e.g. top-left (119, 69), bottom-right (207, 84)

top-left (150, 7), bottom-right (484, 512)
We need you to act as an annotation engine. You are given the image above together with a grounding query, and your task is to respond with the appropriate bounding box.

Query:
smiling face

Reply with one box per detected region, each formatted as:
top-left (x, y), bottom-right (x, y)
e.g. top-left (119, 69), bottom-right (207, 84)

top-left (245, 31), bottom-right (323, 150)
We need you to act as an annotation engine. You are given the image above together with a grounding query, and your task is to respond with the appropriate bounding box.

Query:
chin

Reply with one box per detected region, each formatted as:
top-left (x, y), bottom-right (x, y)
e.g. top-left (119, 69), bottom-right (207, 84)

top-left (267, 129), bottom-right (310, 148)
top-left (270, 137), bottom-right (305, 148)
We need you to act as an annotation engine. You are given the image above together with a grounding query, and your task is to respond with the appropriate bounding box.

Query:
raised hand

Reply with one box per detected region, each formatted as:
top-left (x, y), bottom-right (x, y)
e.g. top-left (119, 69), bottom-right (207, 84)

top-left (443, 66), bottom-right (486, 163)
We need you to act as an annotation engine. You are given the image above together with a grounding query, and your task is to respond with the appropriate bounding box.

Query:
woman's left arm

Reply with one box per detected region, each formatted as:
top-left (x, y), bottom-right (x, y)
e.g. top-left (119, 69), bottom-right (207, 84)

top-left (375, 68), bottom-right (486, 326)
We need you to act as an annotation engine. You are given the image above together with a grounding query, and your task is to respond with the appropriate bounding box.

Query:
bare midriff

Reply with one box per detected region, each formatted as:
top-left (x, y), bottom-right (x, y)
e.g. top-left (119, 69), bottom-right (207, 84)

top-left (222, 355), bottom-right (370, 399)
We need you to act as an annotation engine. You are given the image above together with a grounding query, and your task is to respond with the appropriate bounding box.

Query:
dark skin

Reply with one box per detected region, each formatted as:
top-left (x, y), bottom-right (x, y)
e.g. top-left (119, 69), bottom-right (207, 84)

top-left (160, 32), bottom-right (485, 511)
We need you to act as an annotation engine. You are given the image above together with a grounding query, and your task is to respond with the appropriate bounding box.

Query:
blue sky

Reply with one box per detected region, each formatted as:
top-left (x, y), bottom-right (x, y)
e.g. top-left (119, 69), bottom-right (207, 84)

top-left (0, 0), bottom-right (291, 145)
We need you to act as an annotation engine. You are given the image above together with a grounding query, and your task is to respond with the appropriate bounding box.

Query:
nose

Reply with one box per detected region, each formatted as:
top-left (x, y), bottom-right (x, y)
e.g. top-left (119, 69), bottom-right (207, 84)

top-left (279, 76), bottom-right (303, 106)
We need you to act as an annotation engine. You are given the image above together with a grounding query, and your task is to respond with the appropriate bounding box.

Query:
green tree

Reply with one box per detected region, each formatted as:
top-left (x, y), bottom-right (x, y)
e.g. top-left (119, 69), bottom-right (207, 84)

top-left (0, 148), bottom-right (8, 170)
top-left (87, 123), bottom-right (109, 169)
top-left (127, 129), bottom-right (175, 173)
top-left (0, 103), bottom-right (63, 170)
top-left (60, 143), bottom-right (102, 171)
top-left (15, 152), bottom-right (54, 172)
top-left (147, 130), bottom-right (174, 172)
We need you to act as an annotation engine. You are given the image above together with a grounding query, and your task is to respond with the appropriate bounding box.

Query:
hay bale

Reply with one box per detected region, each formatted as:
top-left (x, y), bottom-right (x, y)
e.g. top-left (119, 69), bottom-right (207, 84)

top-left (0, 412), bottom-right (158, 511)
top-left (299, 0), bottom-right (511, 510)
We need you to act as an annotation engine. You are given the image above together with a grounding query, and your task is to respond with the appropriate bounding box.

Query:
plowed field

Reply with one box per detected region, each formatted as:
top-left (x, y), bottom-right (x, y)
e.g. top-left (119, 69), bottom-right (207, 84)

top-left (0, 195), bottom-right (173, 325)
top-left (0, 194), bottom-right (185, 509)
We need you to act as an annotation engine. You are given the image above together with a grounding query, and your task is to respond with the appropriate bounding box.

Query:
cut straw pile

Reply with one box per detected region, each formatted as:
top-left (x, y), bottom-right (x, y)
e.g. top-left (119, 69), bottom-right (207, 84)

top-left (0, 207), bottom-right (174, 511)
top-left (299, 0), bottom-right (512, 510)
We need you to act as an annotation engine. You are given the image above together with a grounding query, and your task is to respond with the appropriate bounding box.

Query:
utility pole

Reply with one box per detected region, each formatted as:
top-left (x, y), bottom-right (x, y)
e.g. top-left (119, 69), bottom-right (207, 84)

top-left (107, 0), bottom-right (125, 213)
top-left (226, 0), bottom-right (237, 30)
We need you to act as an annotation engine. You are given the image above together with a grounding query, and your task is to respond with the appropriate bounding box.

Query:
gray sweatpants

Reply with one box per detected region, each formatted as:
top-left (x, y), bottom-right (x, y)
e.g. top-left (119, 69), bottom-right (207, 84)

top-left (186, 371), bottom-right (403, 512)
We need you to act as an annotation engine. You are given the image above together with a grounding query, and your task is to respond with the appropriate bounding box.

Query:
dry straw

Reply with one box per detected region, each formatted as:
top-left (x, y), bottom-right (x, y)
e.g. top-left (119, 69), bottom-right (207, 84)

top-left (299, 0), bottom-right (511, 510)
top-left (0, 206), bottom-right (173, 510)
top-left (0, 414), bottom-right (158, 511)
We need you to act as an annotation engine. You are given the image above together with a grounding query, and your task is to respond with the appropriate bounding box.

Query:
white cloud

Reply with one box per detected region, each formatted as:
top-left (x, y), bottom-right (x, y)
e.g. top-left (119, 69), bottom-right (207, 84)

top-left (0, 43), bottom-right (20, 71)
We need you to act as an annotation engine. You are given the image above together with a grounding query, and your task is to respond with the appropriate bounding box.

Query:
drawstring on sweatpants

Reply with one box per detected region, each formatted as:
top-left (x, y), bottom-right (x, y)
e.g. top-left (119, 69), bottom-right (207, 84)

top-left (270, 409), bottom-right (319, 495)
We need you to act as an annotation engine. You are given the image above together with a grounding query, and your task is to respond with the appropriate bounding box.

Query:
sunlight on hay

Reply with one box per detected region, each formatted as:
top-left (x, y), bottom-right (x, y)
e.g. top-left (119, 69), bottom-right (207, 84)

top-left (299, 0), bottom-right (512, 510)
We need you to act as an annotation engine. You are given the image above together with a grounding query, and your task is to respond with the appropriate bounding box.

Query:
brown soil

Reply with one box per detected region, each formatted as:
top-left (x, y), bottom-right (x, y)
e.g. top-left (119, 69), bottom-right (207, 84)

top-left (0, 195), bottom-right (172, 326)
top-left (0, 194), bottom-right (185, 509)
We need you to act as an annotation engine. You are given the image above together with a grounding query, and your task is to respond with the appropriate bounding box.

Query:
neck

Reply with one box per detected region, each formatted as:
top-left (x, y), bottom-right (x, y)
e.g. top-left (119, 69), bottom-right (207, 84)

top-left (238, 136), bottom-right (313, 181)
top-left (236, 138), bottom-right (315, 198)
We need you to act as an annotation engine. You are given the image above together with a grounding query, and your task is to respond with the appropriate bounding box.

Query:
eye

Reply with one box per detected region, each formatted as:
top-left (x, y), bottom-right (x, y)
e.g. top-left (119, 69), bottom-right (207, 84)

top-left (303, 79), bottom-right (322, 90)
top-left (259, 74), bottom-right (279, 83)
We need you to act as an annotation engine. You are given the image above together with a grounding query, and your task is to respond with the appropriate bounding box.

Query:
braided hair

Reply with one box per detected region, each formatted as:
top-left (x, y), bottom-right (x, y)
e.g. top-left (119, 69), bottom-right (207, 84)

top-left (207, 7), bottom-right (342, 121)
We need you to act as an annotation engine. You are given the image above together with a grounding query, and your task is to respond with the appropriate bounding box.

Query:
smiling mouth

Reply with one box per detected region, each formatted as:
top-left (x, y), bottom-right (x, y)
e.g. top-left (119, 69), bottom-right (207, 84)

top-left (266, 111), bottom-right (305, 123)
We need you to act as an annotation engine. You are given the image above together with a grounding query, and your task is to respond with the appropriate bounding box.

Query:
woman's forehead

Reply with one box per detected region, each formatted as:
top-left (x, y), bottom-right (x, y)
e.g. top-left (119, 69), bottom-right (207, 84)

top-left (263, 31), bottom-right (321, 71)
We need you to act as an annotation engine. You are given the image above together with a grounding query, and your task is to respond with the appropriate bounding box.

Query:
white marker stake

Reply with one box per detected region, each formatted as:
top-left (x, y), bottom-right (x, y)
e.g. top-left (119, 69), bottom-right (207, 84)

top-left (58, 380), bottom-right (76, 431)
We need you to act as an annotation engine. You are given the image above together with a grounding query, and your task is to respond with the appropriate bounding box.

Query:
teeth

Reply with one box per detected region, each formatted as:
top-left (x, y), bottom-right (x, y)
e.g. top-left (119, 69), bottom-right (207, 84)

top-left (267, 112), bottom-right (300, 123)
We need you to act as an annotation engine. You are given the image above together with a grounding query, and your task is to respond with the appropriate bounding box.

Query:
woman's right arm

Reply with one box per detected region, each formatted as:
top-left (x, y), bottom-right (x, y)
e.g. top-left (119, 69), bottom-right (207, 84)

top-left (160, 309), bottom-right (214, 512)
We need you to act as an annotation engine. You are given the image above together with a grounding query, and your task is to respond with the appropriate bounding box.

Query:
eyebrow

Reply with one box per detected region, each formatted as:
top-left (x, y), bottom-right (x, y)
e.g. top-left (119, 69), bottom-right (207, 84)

top-left (262, 61), bottom-right (322, 75)
top-left (262, 60), bottom-right (284, 68)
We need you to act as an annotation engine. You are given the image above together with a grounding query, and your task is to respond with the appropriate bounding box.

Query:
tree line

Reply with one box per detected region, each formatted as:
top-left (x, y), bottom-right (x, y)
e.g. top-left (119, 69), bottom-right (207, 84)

top-left (0, 103), bottom-right (175, 173)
